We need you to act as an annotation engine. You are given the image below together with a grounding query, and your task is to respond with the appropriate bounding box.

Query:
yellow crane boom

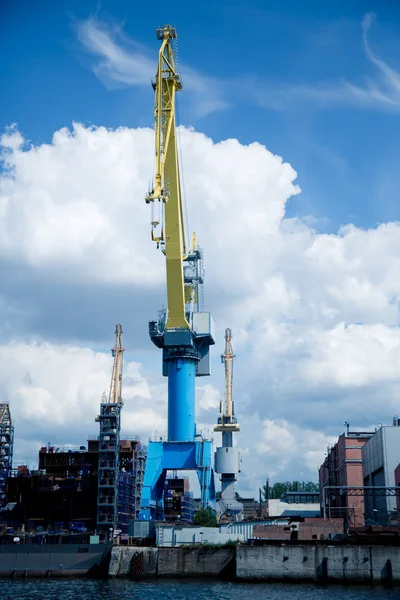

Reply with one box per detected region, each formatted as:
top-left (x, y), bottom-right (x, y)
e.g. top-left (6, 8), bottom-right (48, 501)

top-left (214, 328), bottom-right (240, 432)
top-left (108, 324), bottom-right (124, 404)
top-left (145, 25), bottom-right (189, 331)
top-left (223, 328), bottom-right (234, 420)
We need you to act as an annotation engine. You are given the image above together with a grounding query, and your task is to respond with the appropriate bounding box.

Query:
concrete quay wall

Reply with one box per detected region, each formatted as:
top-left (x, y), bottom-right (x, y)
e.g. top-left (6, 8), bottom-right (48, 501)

top-left (110, 544), bottom-right (400, 584)
top-left (109, 546), bottom-right (235, 578)
top-left (237, 545), bottom-right (400, 584)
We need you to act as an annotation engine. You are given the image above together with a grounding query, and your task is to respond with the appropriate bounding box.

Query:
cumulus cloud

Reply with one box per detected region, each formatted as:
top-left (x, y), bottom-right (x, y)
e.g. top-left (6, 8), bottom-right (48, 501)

top-left (0, 124), bottom-right (158, 285)
top-left (256, 418), bottom-right (337, 475)
top-left (2, 123), bottom-right (400, 492)
top-left (0, 340), bottom-right (167, 467)
top-left (231, 417), bottom-right (337, 494)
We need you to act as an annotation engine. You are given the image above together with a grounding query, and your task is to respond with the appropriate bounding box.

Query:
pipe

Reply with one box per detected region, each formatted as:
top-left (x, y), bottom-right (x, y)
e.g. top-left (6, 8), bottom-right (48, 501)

top-left (167, 357), bottom-right (196, 441)
top-left (322, 486), bottom-right (399, 520)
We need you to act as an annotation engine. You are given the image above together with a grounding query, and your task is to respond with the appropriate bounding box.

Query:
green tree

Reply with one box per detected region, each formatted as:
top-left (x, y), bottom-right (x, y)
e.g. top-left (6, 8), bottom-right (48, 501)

top-left (194, 507), bottom-right (218, 527)
top-left (262, 480), bottom-right (319, 500)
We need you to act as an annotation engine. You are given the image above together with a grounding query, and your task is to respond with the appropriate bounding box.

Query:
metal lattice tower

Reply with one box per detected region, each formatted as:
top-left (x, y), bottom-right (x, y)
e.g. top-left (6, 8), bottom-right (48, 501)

top-left (214, 329), bottom-right (243, 521)
top-left (134, 445), bottom-right (147, 517)
top-left (96, 325), bottom-right (124, 537)
top-left (0, 404), bottom-right (14, 508)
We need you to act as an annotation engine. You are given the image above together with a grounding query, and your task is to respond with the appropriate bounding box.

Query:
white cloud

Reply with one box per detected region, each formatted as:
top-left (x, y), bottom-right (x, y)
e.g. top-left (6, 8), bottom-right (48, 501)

top-left (256, 418), bottom-right (336, 475)
top-left (303, 323), bottom-right (400, 388)
top-left (253, 13), bottom-right (400, 113)
top-left (233, 416), bottom-right (336, 493)
top-left (0, 123), bottom-right (159, 285)
top-left (76, 17), bottom-right (154, 87)
top-left (74, 16), bottom-right (227, 117)
top-left (197, 383), bottom-right (220, 412)
top-left (73, 13), bottom-right (400, 116)
top-left (0, 340), bottom-right (166, 467)
top-left (2, 122), bottom-right (400, 491)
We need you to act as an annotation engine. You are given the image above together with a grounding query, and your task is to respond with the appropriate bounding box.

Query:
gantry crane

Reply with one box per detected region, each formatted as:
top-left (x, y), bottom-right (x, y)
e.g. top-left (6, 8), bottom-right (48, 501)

top-left (139, 25), bottom-right (216, 520)
top-left (214, 329), bottom-right (243, 521)
top-left (96, 324), bottom-right (124, 537)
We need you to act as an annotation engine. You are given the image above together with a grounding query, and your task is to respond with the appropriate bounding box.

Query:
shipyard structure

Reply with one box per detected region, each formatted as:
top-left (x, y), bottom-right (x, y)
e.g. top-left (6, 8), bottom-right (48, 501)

top-left (138, 24), bottom-right (217, 521)
top-left (214, 329), bottom-right (243, 521)
top-left (0, 24), bottom-right (246, 537)
top-left (1, 27), bottom-right (400, 574)
top-left (0, 317), bottom-right (243, 538)
top-left (0, 326), bottom-right (148, 540)
top-left (0, 404), bottom-right (13, 510)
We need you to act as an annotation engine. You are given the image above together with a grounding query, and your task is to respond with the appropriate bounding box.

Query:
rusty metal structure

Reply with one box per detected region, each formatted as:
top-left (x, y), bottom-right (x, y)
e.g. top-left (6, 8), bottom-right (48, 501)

top-left (96, 325), bottom-right (124, 537)
top-left (0, 404), bottom-right (14, 508)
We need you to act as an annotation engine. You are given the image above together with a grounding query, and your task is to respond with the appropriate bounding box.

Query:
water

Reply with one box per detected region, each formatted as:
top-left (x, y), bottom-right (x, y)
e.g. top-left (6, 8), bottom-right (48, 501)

top-left (0, 579), bottom-right (397, 600)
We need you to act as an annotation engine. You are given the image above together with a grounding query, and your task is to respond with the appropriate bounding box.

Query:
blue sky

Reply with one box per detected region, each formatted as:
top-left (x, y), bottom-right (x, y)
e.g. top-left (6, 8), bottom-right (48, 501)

top-left (2, 0), bottom-right (400, 232)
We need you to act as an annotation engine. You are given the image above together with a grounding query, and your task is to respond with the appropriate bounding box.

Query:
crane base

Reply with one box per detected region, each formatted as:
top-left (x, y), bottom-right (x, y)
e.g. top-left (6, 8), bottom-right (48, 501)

top-left (139, 440), bottom-right (216, 520)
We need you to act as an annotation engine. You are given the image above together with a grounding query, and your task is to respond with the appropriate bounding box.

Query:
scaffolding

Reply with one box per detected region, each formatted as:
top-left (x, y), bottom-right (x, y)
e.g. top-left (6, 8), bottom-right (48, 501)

top-left (133, 446), bottom-right (147, 518)
top-left (96, 402), bottom-right (122, 535)
top-left (118, 470), bottom-right (135, 533)
top-left (96, 325), bottom-right (124, 537)
top-left (0, 404), bottom-right (14, 508)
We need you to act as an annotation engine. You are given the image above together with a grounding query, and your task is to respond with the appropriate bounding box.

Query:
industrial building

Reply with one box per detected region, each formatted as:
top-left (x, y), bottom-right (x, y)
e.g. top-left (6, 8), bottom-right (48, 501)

top-left (35, 436), bottom-right (146, 530)
top-left (164, 476), bottom-right (194, 522)
top-left (362, 421), bottom-right (400, 525)
top-left (4, 434), bottom-right (147, 535)
top-left (1, 326), bottom-right (147, 539)
top-left (0, 404), bottom-right (13, 509)
top-left (319, 427), bottom-right (374, 527)
top-left (268, 491), bottom-right (320, 518)
top-left (6, 467), bottom-right (97, 531)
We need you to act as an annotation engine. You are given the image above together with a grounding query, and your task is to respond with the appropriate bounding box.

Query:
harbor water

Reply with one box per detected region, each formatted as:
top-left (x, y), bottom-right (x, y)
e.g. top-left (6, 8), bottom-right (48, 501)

top-left (0, 579), bottom-right (398, 600)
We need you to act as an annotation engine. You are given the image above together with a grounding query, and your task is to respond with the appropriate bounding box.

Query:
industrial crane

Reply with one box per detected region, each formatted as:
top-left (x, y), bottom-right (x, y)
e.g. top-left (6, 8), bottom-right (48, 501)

top-left (219, 329), bottom-right (237, 429)
top-left (108, 324), bottom-right (124, 405)
top-left (214, 329), bottom-right (243, 521)
top-left (139, 25), bottom-right (216, 520)
top-left (96, 324), bottom-right (124, 537)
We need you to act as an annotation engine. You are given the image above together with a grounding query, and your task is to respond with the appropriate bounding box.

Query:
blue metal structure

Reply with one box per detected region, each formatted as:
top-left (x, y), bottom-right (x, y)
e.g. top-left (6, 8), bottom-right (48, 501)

top-left (140, 440), bottom-right (215, 520)
top-left (139, 25), bottom-right (216, 520)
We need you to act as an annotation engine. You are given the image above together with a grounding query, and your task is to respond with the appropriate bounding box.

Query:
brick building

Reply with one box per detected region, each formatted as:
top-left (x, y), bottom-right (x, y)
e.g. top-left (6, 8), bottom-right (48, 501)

top-left (319, 430), bottom-right (373, 528)
top-left (298, 517), bottom-right (344, 541)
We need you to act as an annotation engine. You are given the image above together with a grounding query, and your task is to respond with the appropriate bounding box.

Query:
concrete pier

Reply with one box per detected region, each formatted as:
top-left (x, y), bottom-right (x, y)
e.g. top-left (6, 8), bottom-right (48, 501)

top-left (236, 545), bottom-right (400, 584)
top-left (109, 546), bottom-right (235, 579)
top-left (109, 544), bottom-right (400, 584)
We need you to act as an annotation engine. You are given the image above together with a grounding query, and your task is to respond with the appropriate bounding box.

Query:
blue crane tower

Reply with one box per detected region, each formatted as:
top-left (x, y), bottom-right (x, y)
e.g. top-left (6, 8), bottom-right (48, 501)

top-left (139, 25), bottom-right (216, 520)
